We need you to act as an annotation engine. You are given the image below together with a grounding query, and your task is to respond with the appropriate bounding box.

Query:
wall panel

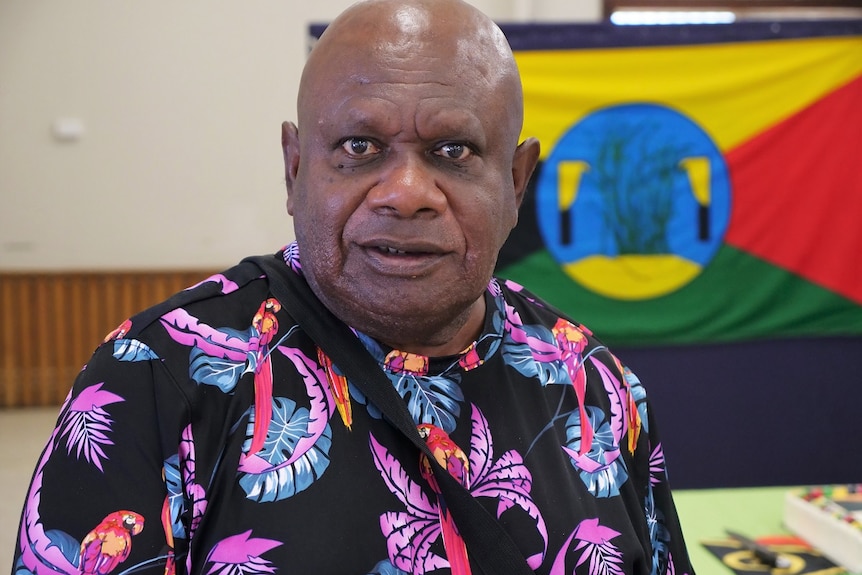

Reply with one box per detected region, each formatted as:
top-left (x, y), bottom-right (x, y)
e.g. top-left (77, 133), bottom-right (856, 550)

top-left (0, 270), bottom-right (214, 407)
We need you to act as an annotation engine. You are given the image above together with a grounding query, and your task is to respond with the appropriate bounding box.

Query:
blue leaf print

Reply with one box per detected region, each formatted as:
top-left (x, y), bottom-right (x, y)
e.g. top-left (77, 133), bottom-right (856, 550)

top-left (350, 383), bottom-right (383, 420)
top-left (392, 373), bottom-right (463, 433)
top-left (477, 297), bottom-right (506, 360)
top-left (112, 339), bottom-right (158, 362)
top-left (189, 346), bottom-right (245, 392)
top-left (356, 331), bottom-right (387, 362)
top-left (163, 455), bottom-right (186, 538)
top-left (43, 529), bottom-right (80, 567)
top-left (565, 406), bottom-right (629, 498)
top-left (352, 373), bottom-right (464, 433)
top-left (501, 326), bottom-right (569, 386)
top-left (12, 558), bottom-right (29, 575)
top-left (644, 487), bottom-right (671, 575)
top-left (239, 396), bottom-right (332, 502)
top-left (624, 368), bottom-right (650, 434)
top-left (367, 560), bottom-right (409, 575)
top-left (501, 338), bottom-right (539, 379)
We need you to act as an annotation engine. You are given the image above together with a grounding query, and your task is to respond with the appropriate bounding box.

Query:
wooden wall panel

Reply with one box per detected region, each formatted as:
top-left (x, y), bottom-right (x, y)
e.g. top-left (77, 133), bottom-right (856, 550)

top-left (0, 270), bottom-right (215, 407)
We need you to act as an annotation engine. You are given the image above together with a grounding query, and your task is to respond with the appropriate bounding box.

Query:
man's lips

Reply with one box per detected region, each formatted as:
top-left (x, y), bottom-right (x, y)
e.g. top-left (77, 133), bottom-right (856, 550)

top-left (359, 238), bottom-right (448, 256)
top-left (368, 245), bottom-right (435, 257)
top-left (373, 245), bottom-right (415, 256)
top-left (355, 239), bottom-right (451, 275)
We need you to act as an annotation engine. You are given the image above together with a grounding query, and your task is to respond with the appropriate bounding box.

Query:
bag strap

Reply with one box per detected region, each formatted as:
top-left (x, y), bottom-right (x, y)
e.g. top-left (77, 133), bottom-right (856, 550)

top-left (244, 253), bottom-right (534, 575)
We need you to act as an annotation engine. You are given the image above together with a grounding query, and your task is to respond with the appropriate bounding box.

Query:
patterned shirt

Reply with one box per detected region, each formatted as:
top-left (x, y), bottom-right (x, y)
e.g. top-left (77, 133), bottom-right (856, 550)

top-left (13, 244), bottom-right (694, 575)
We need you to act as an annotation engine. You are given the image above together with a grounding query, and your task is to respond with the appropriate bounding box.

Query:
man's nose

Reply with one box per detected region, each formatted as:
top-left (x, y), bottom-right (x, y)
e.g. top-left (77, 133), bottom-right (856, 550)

top-left (366, 152), bottom-right (448, 217)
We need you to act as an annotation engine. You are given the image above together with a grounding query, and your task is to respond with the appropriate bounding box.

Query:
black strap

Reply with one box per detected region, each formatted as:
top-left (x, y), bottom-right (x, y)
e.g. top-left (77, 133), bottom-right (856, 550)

top-left (244, 253), bottom-right (534, 575)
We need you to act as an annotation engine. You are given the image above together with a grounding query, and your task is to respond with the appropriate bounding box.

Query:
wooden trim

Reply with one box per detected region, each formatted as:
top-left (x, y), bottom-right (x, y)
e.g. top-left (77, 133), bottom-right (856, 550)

top-left (0, 270), bottom-right (216, 407)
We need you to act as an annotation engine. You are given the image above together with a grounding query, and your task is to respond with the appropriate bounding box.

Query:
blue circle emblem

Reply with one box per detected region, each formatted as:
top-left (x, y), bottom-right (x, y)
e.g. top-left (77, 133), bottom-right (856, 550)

top-left (535, 103), bottom-right (731, 300)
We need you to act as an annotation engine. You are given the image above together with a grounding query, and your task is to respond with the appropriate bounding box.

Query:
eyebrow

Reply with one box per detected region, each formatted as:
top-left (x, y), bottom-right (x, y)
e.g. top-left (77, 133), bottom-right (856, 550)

top-left (327, 97), bottom-right (404, 139)
top-left (415, 106), bottom-right (486, 147)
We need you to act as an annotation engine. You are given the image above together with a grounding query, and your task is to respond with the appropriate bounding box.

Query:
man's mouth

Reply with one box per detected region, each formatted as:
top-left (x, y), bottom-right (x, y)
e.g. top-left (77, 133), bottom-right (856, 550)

top-left (366, 241), bottom-right (440, 257)
top-left (376, 246), bottom-right (410, 256)
top-left (358, 241), bottom-right (447, 276)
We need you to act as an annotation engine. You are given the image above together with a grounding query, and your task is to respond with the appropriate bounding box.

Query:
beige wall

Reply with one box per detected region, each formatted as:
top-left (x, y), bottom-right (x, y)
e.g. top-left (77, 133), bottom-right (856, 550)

top-left (0, 0), bottom-right (601, 271)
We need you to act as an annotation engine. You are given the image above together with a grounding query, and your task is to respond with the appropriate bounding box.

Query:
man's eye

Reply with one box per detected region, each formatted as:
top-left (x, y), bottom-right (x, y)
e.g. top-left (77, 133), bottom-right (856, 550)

top-left (436, 143), bottom-right (472, 160)
top-left (341, 138), bottom-right (379, 156)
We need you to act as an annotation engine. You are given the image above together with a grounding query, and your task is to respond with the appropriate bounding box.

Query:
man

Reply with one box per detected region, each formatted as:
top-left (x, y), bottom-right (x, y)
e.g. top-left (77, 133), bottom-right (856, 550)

top-left (12, 1), bottom-right (694, 574)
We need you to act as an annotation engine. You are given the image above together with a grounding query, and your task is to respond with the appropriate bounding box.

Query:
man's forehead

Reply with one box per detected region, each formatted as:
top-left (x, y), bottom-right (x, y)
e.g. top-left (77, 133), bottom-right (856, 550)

top-left (319, 93), bottom-right (485, 137)
top-left (305, 40), bottom-right (488, 109)
top-left (317, 32), bottom-right (477, 78)
top-left (297, 0), bottom-right (523, 144)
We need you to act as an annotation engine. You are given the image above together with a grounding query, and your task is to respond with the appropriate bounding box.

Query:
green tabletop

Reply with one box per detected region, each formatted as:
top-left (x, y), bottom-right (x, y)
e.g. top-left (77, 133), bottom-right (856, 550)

top-left (674, 486), bottom-right (800, 575)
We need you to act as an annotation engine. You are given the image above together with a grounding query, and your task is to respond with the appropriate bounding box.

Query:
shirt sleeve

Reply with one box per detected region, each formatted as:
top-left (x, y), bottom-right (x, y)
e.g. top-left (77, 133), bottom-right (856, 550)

top-left (12, 339), bottom-right (188, 575)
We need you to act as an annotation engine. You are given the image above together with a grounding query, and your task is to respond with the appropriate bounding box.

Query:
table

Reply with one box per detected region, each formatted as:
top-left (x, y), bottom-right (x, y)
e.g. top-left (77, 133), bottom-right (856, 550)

top-left (674, 486), bottom-right (857, 575)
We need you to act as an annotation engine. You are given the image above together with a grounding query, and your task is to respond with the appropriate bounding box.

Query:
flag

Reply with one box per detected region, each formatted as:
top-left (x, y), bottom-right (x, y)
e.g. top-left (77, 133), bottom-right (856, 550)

top-left (497, 20), bottom-right (862, 346)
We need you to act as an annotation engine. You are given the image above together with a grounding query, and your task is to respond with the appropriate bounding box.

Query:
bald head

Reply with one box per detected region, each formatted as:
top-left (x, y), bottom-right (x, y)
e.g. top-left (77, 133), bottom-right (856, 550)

top-left (297, 0), bottom-right (525, 147)
top-left (281, 0), bottom-right (540, 355)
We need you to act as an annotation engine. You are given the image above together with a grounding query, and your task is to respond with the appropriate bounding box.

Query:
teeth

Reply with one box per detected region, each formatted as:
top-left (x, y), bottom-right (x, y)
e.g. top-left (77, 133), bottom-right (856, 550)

top-left (382, 246), bottom-right (406, 255)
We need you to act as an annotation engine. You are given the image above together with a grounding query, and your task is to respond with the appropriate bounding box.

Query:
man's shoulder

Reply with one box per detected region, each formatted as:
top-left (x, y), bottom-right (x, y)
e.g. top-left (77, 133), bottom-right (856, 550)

top-left (494, 276), bottom-right (609, 351)
top-left (87, 255), bottom-right (284, 406)
top-left (115, 255), bottom-right (275, 342)
top-left (495, 277), bottom-right (582, 325)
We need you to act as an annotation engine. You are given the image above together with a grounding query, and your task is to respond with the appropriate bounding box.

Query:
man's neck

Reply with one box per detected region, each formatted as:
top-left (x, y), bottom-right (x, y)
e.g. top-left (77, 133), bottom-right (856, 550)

top-left (377, 296), bottom-right (487, 358)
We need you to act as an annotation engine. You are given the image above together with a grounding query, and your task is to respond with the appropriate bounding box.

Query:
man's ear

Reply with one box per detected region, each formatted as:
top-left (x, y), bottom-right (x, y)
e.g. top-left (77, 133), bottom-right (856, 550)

top-left (282, 121), bottom-right (300, 216)
top-left (512, 137), bottom-right (540, 211)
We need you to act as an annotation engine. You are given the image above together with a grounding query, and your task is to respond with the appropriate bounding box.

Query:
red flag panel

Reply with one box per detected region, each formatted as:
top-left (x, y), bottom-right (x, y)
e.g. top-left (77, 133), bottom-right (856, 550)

top-left (724, 75), bottom-right (862, 304)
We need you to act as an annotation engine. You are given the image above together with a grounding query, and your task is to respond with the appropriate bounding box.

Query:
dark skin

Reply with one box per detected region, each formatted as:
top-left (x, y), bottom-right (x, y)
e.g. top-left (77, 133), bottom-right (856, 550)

top-left (282, 0), bottom-right (540, 357)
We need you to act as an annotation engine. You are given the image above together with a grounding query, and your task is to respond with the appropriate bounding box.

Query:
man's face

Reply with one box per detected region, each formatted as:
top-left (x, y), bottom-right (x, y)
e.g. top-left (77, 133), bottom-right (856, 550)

top-left (284, 19), bottom-right (535, 350)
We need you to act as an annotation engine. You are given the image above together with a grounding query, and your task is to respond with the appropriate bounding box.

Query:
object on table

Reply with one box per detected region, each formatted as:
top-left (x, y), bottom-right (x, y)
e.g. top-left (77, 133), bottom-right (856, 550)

top-left (702, 534), bottom-right (844, 575)
top-left (784, 484), bottom-right (862, 573)
top-left (725, 530), bottom-right (792, 569)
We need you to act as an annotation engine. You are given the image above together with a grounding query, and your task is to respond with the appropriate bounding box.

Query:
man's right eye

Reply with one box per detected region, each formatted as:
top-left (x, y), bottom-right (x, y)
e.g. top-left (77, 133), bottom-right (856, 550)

top-left (341, 138), bottom-right (379, 156)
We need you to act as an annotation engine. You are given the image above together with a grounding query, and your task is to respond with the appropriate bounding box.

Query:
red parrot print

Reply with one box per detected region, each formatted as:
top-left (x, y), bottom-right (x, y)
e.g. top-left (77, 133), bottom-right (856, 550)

top-left (552, 318), bottom-right (593, 457)
top-left (625, 387), bottom-right (642, 455)
top-left (609, 355), bottom-right (642, 455)
top-left (161, 492), bottom-right (176, 568)
top-left (249, 298), bottom-right (281, 455)
top-left (417, 424), bottom-right (472, 575)
top-left (103, 319), bottom-right (133, 343)
top-left (79, 510), bottom-right (144, 575)
top-left (317, 347), bottom-right (353, 430)
top-left (458, 343), bottom-right (484, 371)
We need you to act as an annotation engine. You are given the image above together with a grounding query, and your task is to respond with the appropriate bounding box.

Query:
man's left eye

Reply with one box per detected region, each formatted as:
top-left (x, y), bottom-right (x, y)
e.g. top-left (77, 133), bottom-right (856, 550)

top-left (436, 143), bottom-right (472, 160)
